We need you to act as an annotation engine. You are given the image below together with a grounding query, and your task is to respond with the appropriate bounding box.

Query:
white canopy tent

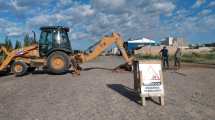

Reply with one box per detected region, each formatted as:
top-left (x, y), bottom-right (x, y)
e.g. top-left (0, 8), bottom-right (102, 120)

top-left (127, 37), bottom-right (156, 44)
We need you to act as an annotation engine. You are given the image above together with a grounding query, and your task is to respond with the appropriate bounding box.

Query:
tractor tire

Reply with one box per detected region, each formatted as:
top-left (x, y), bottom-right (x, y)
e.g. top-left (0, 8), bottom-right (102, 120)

top-left (47, 51), bottom-right (69, 74)
top-left (11, 61), bottom-right (28, 76)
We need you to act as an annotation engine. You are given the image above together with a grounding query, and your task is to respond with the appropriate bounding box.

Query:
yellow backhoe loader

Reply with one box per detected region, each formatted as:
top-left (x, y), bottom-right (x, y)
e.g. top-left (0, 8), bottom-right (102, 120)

top-left (0, 26), bottom-right (132, 76)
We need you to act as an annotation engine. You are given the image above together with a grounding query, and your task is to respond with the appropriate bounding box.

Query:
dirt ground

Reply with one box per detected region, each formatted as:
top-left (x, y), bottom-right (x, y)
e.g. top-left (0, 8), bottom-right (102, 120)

top-left (0, 56), bottom-right (214, 120)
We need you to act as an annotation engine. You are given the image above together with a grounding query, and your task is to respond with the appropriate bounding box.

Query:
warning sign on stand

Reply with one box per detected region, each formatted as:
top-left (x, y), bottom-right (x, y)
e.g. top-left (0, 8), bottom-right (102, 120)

top-left (133, 60), bottom-right (165, 106)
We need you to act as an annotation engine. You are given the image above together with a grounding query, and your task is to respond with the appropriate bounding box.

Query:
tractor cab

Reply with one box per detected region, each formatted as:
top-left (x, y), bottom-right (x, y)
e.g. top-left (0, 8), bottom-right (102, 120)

top-left (39, 26), bottom-right (72, 56)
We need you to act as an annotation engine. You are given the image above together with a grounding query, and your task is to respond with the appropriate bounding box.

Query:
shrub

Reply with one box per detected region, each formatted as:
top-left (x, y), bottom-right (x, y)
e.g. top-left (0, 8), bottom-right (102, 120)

top-left (134, 54), bottom-right (160, 60)
top-left (181, 52), bottom-right (215, 64)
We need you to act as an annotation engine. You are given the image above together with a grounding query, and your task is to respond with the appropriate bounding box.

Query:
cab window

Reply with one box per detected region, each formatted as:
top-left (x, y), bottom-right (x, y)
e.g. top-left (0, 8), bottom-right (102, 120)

top-left (39, 31), bottom-right (52, 45)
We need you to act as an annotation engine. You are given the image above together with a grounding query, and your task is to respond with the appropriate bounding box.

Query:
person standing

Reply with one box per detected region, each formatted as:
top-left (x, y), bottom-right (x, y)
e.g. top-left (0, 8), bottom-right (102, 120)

top-left (160, 46), bottom-right (169, 69)
top-left (174, 48), bottom-right (182, 69)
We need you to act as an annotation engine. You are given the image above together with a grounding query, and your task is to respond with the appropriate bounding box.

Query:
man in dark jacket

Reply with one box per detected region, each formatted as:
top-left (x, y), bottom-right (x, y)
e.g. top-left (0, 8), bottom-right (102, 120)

top-left (160, 46), bottom-right (169, 69)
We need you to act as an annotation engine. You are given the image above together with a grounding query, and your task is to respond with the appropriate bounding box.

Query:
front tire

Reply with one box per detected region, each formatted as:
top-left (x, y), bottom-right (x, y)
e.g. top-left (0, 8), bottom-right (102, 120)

top-left (11, 61), bottom-right (28, 76)
top-left (47, 51), bottom-right (69, 74)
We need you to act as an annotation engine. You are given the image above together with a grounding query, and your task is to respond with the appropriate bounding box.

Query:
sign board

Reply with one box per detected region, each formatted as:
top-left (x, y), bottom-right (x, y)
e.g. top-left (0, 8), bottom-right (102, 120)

top-left (139, 63), bottom-right (164, 96)
top-left (133, 60), bottom-right (165, 106)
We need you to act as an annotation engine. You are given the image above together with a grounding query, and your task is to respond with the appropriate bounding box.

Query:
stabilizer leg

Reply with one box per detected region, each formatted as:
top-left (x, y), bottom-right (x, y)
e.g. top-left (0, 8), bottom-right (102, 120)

top-left (71, 59), bottom-right (81, 76)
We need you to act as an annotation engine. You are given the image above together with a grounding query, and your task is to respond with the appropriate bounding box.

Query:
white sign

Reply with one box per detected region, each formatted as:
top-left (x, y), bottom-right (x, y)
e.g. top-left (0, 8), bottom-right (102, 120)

top-left (139, 63), bottom-right (164, 96)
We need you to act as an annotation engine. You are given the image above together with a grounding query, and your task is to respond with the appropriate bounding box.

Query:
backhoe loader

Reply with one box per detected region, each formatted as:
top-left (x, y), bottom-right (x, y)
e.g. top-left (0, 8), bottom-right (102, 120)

top-left (0, 26), bottom-right (132, 76)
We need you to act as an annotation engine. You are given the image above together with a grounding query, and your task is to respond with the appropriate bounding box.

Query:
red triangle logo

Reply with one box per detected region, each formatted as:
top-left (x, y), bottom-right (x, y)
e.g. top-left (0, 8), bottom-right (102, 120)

top-left (147, 65), bottom-right (161, 80)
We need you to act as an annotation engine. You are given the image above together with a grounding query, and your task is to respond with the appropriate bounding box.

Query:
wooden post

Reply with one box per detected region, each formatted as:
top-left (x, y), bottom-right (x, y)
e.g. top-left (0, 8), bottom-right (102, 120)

top-left (133, 60), bottom-right (141, 93)
top-left (140, 71), bottom-right (146, 106)
top-left (141, 97), bottom-right (146, 106)
top-left (160, 95), bottom-right (165, 106)
top-left (159, 70), bottom-right (165, 106)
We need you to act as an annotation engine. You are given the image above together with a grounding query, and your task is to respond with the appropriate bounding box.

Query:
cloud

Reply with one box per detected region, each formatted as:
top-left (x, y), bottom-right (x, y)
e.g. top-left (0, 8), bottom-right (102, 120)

top-left (198, 9), bottom-right (212, 16)
top-left (0, 1), bottom-right (10, 11)
top-left (83, 0), bottom-right (176, 42)
top-left (64, 5), bottom-right (95, 18)
top-left (0, 18), bottom-right (24, 37)
top-left (0, 0), bottom-right (54, 18)
top-left (10, 0), bottom-right (28, 11)
top-left (202, 14), bottom-right (215, 28)
top-left (59, 0), bottom-right (73, 5)
top-left (0, 0), bottom-right (182, 45)
top-left (91, 0), bottom-right (127, 14)
top-left (27, 4), bottom-right (95, 28)
top-left (27, 15), bottom-right (56, 27)
top-left (153, 2), bottom-right (175, 14)
top-left (192, 0), bottom-right (205, 8)
top-left (10, 0), bottom-right (51, 8)
top-left (168, 7), bottom-right (215, 34)
top-left (0, 0), bottom-right (215, 48)
top-left (92, 0), bottom-right (126, 9)
top-left (92, 0), bottom-right (175, 16)
top-left (208, 1), bottom-right (215, 8)
top-left (6, 27), bottom-right (24, 36)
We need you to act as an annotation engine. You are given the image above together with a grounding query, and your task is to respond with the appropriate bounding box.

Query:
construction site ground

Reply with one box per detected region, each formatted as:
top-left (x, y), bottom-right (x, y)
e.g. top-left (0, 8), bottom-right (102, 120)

top-left (0, 56), bottom-right (214, 120)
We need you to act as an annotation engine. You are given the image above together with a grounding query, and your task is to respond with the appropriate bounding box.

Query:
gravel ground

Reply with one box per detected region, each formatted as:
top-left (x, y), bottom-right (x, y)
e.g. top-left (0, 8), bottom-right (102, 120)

top-left (0, 56), bottom-right (215, 120)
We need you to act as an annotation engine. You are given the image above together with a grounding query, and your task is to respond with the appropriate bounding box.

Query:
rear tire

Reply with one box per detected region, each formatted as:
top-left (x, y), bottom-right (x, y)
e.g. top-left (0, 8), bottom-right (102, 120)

top-left (47, 51), bottom-right (69, 74)
top-left (11, 61), bottom-right (28, 76)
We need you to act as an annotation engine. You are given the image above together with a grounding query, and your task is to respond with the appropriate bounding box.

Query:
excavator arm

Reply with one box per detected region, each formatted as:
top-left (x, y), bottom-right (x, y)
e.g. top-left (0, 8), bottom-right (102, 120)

top-left (74, 32), bottom-right (132, 65)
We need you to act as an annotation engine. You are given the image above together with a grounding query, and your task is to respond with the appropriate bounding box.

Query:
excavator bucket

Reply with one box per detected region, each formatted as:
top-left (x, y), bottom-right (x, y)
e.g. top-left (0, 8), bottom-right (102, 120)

top-left (112, 62), bottom-right (133, 72)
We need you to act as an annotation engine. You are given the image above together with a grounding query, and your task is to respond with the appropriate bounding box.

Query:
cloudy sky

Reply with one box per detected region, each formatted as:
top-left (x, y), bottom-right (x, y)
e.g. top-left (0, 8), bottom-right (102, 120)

top-left (0, 0), bottom-right (215, 49)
